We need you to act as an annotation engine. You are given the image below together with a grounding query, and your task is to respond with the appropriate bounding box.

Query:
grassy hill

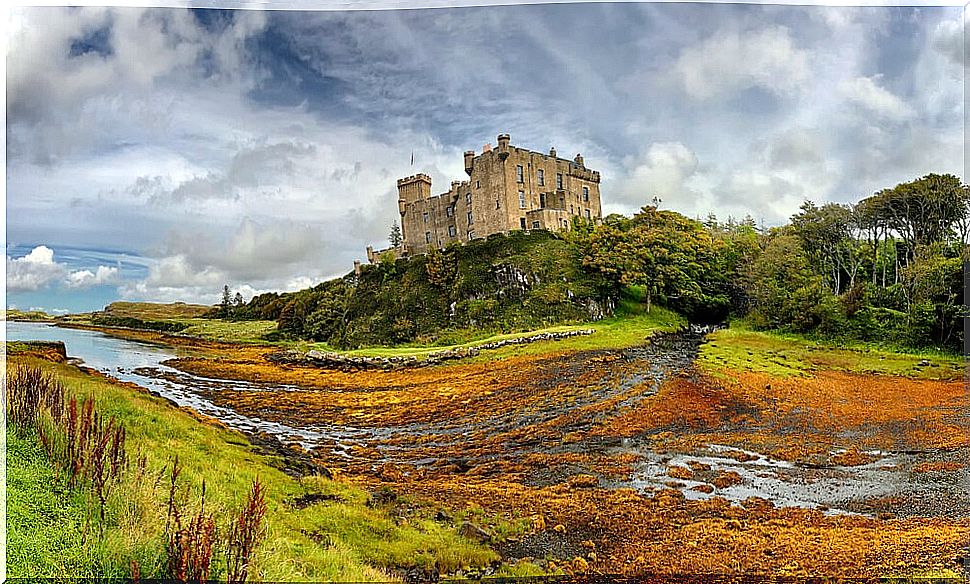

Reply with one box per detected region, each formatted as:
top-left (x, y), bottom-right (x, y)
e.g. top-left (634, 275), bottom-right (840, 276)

top-left (241, 230), bottom-right (617, 349)
top-left (100, 301), bottom-right (213, 320)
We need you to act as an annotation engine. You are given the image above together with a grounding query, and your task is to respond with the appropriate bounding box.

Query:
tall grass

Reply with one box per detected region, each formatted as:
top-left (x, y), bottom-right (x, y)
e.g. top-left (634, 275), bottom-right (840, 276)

top-left (8, 365), bottom-right (127, 523)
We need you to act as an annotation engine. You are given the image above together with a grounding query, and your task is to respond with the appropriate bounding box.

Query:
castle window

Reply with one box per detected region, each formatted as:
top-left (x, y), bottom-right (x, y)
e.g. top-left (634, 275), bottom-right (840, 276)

top-left (583, 186), bottom-right (590, 202)
top-left (448, 225), bottom-right (457, 237)
top-left (537, 169), bottom-right (544, 186)
top-left (532, 221), bottom-right (541, 229)
top-left (466, 193), bottom-right (472, 204)
top-left (468, 231), bottom-right (476, 240)
top-left (425, 232), bottom-right (432, 243)
top-left (520, 217), bottom-right (527, 229)
top-left (586, 209), bottom-right (591, 219)
top-left (467, 211), bottom-right (473, 225)
top-left (570, 204), bottom-right (574, 214)
top-left (496, 199), bottom-right (500, 209)
top-left (540, 193), bottom-right (547, 208)
top-left (476, 181), bottom-right (480, 188)
top-left (516, 165), bottom-right (524, 183)
top-left (423, 212), bottom-right (429, 223)
top-left (556, 173), bottom-right (563, 189)
top-left (518, 191), bottom-right (526, 209)
top-left (446, 205), bottom-right (454, 217)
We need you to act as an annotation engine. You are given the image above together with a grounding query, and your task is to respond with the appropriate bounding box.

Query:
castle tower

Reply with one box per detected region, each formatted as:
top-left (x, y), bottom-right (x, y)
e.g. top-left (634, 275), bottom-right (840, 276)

top-left (397, 174), bottom-right (432, 249)
top-left (397, 174), bottom-right (432, 210)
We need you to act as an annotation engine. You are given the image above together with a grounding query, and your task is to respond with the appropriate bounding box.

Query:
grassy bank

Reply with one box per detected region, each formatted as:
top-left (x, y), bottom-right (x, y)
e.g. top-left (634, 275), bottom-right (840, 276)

top-left (294, 300), bottom-right (684, 362)
top-left (699, 325), bottom-right (965, 380)
top-left (6, 351), bottom-right (501, 580)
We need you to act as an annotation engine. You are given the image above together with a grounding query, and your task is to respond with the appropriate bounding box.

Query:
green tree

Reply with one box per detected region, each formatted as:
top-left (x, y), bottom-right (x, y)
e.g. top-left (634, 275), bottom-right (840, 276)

top-left (220, 285), bottom-right (232, 319)
top-left (583, 206), bottom-right (726, 318)
top-left (389, 221), bottom-right (403, 248)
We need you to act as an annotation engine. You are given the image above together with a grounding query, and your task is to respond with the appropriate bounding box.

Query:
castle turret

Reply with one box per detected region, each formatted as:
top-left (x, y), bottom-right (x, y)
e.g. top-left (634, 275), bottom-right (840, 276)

top-left (397, 173), bottom-right (431, 219)
top-left (574, 153), bottom-right (584, 167)
top-left (464, 150), bottom-right (475, 176)
top-left (550, 147), bottom-right (557, 158)
top-left (497, 133), bottom-right (510, 159)
top-left (397, 174), bottom-right (432, 206)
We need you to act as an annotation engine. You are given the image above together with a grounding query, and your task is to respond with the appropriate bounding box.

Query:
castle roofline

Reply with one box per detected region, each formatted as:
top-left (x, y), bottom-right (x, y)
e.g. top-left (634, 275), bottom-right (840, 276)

top-left (397, 173), bottom-right (432, 186)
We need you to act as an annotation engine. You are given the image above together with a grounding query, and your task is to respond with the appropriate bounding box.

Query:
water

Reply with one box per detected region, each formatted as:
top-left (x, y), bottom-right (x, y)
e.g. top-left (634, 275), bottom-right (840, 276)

top-left (6, 321), bottom-right (358, 451)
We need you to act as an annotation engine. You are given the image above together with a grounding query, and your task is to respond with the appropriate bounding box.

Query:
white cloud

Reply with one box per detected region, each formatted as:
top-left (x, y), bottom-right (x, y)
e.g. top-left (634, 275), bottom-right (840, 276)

top-left (66, 265), bottom-right (120, 288)
top-left (7, 245), bottom-right (123, 292)
top-left (931, 17), bottom-right (964, 66)
top-left (7, 246), bottom-right (64, 292)
top-left (615, 142), bottom-right (700, 210)
top-left (839, 76), bottom-right (915, 122)
top-left (672, 25), bottom-right (811, 100)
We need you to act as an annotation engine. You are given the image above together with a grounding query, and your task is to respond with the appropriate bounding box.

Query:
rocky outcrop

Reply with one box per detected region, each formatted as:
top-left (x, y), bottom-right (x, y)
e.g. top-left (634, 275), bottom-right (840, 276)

top-left (266, 328), bottom-right (595, 371)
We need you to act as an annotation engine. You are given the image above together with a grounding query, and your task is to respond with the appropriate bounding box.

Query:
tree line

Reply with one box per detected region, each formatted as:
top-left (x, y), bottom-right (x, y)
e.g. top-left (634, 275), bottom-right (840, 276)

top-left (573, 173), bottom-right (967, 351)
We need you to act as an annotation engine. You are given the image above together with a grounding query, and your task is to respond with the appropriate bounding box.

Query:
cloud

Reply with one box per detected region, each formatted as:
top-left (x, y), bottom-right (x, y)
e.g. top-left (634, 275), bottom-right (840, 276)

top-left (7, 245), bottom-right (120, 292)
top-left (7, 7), bottom-right (267, 164)
top-left (931, 17), bottom-right (964, 66)
top-left (7, 246), bottom-right (64, 292)
top-left (672, 25), bottom-right (811, 100)
top-left (66, 265), bottom-right (120, 288)
top-left (615, 142), bottom-right (700, 210)
top-left (839, 76), bottom-right (915, 122)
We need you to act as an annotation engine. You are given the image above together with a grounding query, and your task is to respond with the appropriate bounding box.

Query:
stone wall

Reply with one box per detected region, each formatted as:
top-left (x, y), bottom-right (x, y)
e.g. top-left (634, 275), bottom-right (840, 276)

top-left (267, 328), bottom-right (595, 371)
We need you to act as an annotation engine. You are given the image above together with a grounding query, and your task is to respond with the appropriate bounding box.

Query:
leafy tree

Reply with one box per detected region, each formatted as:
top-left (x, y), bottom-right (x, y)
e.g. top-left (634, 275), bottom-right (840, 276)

top-left (583, 206), bottom-right (727, 319)
top-left (878, 174), bottom-right (967, 258)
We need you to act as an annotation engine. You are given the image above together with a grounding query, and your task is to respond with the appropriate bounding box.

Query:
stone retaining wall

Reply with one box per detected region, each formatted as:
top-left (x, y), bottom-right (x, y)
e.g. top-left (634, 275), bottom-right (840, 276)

top-left (267, 329), bottom-right (595, 372)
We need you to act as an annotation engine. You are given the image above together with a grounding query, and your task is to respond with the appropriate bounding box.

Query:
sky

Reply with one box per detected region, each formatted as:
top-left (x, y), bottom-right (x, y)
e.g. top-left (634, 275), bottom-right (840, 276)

top-left (5, 2), bottom-right (966, 313)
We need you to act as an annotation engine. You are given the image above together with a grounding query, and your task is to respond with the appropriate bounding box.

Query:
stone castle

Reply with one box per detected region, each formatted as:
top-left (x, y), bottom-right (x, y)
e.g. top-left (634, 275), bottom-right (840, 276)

top-left (367, 134), bottom-right (603, 262)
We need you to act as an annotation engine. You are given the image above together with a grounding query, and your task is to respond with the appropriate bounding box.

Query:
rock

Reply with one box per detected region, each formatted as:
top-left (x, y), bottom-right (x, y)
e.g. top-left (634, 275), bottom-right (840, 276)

top-left (458, 521), bottom-right (492, 543)
top-left (917, 359), bottom-right (931, 367)
top-left (367, 486), bottom-right (397, 507)
top-left (434, 509), bottom-right (452, 522)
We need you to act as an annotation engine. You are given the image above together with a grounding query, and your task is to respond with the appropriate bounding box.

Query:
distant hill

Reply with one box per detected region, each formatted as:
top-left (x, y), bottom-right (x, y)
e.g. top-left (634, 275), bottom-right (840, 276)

top-left (238, 230), bottom-right (616, 348)
top-left (101, 301), bottom-right (214, 320)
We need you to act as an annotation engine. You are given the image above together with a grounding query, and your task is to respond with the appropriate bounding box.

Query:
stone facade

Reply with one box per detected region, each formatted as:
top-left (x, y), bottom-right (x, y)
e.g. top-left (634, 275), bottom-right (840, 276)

top-left (380, 134), bottom-right (602, 259)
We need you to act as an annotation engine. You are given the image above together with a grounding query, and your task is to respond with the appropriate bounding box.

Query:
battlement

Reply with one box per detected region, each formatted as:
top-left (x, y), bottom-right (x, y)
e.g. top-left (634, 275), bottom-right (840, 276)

top-left (397, 174), bottom-right (432, 186)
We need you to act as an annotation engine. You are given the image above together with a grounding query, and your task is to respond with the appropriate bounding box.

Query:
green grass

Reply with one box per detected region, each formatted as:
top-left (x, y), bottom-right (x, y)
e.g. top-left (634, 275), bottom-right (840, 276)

top-left (699, 325), bottom-right (965, 380)
top-left (4, 308), bottom-right (55, 321)
top-left (178, 319), bottom-right (278, 343)
top-left (290, 301), bottom-right (684, 362)
top-left (101, 301), bottom-right (213, 320)
top-left (7, 428), bottom-right (100, 577)
top-left (6, 354), bottom-right (500, 580)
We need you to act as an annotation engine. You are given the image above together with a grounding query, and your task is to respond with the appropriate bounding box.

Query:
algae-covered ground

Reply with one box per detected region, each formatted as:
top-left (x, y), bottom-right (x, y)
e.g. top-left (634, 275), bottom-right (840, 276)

top-left (8, 309), bottom-right (969, 580)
